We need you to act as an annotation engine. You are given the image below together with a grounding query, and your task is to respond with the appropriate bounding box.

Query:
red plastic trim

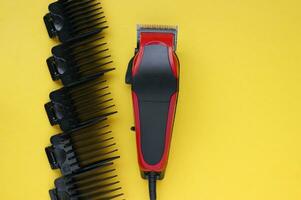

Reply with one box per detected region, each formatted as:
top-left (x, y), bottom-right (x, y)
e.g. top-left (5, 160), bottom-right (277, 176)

top-left (132, 32), bottom-right (178, 78)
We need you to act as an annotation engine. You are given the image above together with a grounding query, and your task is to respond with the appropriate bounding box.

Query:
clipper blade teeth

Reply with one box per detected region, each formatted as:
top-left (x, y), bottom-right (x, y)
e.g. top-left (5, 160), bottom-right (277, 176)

top-left (47, 34), bottom-right (114, 86)
top-left (137, 24), bottom-right (178, 50)
top-left (50, 162), bottom-right (124, 200)
top-left (45, 0), bottom-right (108, 42)
top-left (137, 24), bottom-right (178, 31)
top-left (46, 118), bottom-right (119, 176)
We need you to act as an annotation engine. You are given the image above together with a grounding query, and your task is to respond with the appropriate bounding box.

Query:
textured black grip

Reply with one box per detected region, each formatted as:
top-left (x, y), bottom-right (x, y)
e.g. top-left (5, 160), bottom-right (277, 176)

top-left (132, 44), bottom-right (177, 165)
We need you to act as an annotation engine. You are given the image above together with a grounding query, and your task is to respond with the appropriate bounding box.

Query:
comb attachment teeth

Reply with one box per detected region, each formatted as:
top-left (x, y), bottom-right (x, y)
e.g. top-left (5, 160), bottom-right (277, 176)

top-left (47, 34), bottom-right (114, 86)
top-left (46, 118), bottom-right (119, 175)
top-left (44, 0), bottom-right (108, 42)
top-left (44, 0), bottom-right (124, 198)
top-left (49, 162), bottom-right (124, 200)
top-left (45, 75), bottom-right (116, 131)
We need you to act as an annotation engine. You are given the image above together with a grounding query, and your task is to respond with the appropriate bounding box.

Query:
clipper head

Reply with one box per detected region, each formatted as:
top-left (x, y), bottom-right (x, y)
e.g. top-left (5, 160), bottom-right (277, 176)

top-left (45, 75), bottom-right (116, 131)
top-left (47, 34), bottom-right (114, 86)
top-left (46, 118), bottom-right (119, 176)
top-left (137, 24), bottom-right (178, 50)
top-left (49, 162), bottom-right (124, 200)
top-left (44, 0), bottom-right (108, 42)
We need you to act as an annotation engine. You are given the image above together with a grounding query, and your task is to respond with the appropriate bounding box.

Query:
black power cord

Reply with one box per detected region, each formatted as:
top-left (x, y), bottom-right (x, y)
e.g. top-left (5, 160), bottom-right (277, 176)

top-left (148, 172), bottom-right (158, 200)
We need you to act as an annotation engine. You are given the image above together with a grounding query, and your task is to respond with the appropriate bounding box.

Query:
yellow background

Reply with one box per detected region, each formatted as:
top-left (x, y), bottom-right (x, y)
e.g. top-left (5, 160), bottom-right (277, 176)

top-left (0, 0), bottom-right (301, 199)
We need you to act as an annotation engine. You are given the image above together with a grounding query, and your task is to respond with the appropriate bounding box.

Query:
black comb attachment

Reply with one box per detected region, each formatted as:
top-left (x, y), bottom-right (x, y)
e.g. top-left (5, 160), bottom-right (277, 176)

top-left (44, 0), bottom-right (108, 42)
top-left (49, 162), bottom-right (124, 200)
top-left (47, 34), bottom-right (114, 86)
top-left (45, 75), bottom-right (116, 131)
top-left (46, 118), bottom-right (119, 176)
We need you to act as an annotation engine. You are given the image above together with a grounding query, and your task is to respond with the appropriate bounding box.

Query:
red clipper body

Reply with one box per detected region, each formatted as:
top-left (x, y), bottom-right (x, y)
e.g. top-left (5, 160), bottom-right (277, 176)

top-left (126, 25), bottom-right (179, 200)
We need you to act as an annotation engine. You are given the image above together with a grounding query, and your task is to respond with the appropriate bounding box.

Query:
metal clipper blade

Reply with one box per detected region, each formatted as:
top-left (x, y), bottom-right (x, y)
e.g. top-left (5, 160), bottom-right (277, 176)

top-left (137, 24), bottom-right (178, 50)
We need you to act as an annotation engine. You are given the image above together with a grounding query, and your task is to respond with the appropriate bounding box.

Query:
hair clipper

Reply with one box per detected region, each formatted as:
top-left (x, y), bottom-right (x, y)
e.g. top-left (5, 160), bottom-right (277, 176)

top-left (126, 24), bottom-right (180, 200)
